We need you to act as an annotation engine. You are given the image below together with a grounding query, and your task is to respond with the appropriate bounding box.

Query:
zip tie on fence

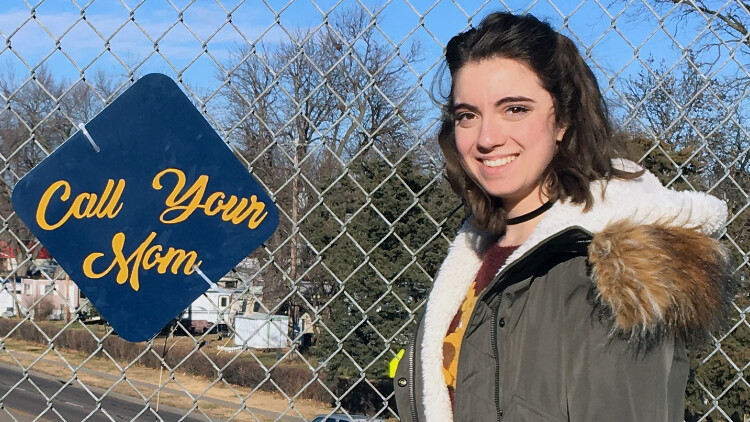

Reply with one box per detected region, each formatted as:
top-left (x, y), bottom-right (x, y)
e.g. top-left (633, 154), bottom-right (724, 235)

top-left (193, 265), bottom-right (234, 294)
top-left (77, 123), bottom-right (100, 153)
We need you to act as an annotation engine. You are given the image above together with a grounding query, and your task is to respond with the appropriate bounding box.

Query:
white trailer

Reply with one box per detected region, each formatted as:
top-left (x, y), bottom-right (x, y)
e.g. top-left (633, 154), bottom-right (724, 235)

top-left (180, 289), bottom-right (234, 334)
top-left (0, 281), bottom-right (21, 317)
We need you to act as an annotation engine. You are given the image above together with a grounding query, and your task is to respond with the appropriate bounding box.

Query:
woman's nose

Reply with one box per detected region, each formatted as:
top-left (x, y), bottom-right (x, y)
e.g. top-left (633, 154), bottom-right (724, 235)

top-left (476, 117), bottom-right (506, 151)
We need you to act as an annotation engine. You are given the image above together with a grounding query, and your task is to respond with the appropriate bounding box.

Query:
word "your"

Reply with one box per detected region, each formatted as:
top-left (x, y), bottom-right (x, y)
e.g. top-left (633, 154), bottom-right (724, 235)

top-left (153, 168), bottom-right (268, 228)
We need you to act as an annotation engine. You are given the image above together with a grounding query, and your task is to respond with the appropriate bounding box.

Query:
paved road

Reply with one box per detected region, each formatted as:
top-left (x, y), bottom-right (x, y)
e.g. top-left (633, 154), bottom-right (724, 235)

top-left (0, 353), bottom-right (306, 422)
top-left (0, 362), bottom-right (212, 422)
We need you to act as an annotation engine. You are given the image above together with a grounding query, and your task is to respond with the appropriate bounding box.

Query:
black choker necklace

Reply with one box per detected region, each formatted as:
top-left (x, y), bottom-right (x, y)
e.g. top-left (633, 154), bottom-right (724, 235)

top-left (506, 200), bottom-right (554, 225)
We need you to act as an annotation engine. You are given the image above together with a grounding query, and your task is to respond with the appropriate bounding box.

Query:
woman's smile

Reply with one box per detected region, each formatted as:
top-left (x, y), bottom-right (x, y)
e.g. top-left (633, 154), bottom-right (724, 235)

top-left (481, 154), bottom-right (517, 168)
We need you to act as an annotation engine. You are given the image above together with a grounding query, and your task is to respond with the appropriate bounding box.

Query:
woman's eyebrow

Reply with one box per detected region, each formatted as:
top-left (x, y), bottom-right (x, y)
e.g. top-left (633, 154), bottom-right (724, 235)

top-left (453, 103), bottom-right (480, 114)
top-left (454, 96), bottom-right (535, 113)
top-left (495, 96), bottom-right (534, 106)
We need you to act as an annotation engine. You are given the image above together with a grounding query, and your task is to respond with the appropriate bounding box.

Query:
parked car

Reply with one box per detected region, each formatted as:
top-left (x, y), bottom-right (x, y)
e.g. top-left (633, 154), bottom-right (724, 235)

top-left (311, 413), bottom-right (385, 422)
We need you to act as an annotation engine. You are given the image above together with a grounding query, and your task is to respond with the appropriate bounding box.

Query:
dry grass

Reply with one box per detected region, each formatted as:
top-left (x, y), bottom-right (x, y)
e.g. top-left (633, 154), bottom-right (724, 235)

top-left (1, 338), bottom-right (333, 421)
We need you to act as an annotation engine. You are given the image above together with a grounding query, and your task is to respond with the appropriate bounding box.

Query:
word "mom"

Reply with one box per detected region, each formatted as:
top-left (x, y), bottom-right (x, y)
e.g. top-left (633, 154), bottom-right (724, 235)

top-left (83, 231), bottom-right (201, 292)
top-left (153, 168), bottom-right (268, 228)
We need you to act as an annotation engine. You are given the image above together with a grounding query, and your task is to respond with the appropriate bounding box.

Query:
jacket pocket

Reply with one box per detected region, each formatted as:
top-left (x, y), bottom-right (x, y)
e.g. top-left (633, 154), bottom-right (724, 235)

top-left (504, 395), bottom-right (565, 422)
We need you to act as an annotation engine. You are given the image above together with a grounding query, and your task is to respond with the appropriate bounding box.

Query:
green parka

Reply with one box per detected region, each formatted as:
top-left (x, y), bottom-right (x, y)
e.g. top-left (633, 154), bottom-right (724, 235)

top-left (393, 162), bottom-right (734, 422)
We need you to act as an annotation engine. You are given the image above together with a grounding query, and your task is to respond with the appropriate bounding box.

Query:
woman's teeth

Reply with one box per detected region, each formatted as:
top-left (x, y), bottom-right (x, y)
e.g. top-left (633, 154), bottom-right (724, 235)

top-left (483, 155), bottom-right (516, 168)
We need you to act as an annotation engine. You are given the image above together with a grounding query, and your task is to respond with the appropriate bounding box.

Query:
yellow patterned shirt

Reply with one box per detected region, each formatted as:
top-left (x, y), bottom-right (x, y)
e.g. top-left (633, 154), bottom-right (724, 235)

top-left (442, 244), bottom-right (519, 407)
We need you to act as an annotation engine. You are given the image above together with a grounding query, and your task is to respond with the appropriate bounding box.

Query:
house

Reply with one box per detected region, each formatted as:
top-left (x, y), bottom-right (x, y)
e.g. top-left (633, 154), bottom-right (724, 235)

top-left (0, 241), bottom-right (58, 278)
top-left (0, 242), bottom-right (17, 274)
top-left (18, 277), bottom-right (80, 320)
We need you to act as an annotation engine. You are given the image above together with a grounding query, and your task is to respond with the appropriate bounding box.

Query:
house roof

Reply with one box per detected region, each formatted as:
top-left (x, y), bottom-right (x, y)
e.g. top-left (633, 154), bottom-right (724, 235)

top-left (0, 241), bottom-right (51, 259)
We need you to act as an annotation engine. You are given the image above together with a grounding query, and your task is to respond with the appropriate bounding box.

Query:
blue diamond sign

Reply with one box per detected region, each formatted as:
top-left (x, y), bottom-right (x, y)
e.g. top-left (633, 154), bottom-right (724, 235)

top-left (11, 73), bottom-right (279, 342)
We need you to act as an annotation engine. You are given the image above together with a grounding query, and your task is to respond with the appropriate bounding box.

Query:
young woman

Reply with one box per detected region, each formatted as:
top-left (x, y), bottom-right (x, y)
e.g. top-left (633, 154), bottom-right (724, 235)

top-left (393, 12), bottom-right (734, 422)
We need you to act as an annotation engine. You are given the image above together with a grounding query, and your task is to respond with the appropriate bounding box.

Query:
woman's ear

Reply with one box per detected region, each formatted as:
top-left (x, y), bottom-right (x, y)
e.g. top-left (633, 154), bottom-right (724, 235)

top-left (556, 124), bottom-right (567, 142)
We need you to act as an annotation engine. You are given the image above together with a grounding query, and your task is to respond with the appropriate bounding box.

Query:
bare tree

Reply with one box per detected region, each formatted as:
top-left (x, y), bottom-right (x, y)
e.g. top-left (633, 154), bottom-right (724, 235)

top-left (621, 56), bottom-right (747, 187)
top-left (0, 65), bottom-right (116, 278)
top-left (316, 8), bottom-right (424, 165)
top-left (0, 66), bottom-right (69, 276)
top-left (219, 6), bottom-right (426, 320)
top-left (657, 0), bottom-right (750, 51)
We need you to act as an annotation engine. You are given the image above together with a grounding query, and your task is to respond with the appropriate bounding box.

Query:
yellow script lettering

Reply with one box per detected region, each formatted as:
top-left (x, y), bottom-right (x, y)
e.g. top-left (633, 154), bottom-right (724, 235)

top-left (153, 168), bottom-right (268, 228)
top-left (36, 179), bottom-right (125, 230)
top-left (82, 231), bottom-right (202, 292)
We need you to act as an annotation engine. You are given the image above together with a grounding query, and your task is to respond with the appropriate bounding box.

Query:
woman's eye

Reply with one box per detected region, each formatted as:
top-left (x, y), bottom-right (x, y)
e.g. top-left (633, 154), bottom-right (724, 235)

top-left (455, 112), bottom-right (478, 128)
top-left (506, 106), bottom-right (528, 115)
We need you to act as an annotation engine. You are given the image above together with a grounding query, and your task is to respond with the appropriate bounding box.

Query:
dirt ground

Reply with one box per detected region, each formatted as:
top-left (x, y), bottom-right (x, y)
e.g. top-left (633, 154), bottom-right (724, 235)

top-left (0, 338), bottom-right (334, 421)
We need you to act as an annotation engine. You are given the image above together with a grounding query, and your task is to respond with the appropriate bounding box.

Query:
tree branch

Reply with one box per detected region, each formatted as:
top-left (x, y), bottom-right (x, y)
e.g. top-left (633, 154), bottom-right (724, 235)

top-left (665, 0), bottom-right (750, 48)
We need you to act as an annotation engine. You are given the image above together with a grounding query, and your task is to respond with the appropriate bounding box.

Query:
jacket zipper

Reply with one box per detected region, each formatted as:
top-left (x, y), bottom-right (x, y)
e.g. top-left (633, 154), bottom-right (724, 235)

top-left (408, 314), bottom-right (421, 422)
top-left (478, 263), bottom-right (512, 422)
top-left (491, 297), bottom-right (502, 421)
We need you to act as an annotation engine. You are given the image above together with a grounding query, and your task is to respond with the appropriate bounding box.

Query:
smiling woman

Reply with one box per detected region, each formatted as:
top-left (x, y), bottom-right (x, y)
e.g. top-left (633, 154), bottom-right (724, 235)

top-left (392, 11), bottom-right (735, 422)
top-left (452, 57), bottom-right (564, 230)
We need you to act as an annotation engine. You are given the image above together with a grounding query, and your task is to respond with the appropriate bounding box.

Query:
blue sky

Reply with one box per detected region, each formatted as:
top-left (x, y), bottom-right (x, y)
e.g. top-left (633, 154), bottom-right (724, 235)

top-left (0, 0), bottom-right (740, 113)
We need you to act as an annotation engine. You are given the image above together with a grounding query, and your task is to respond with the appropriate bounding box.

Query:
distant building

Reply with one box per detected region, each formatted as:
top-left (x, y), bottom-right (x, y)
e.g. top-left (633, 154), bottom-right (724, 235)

top-left (0, 281), bottom-right (22, 317)
top-left (179, 275), bottom-right (264, 335)
top-left (18, 277), bottom-right (80, 320)
top-left (0, 241), bottom-right (58, 278)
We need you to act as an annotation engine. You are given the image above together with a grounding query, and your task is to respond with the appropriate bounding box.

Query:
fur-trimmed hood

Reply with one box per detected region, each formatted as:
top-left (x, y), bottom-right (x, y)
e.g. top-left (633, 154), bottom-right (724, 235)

top-left (420, 160), bottom-right (734, 422)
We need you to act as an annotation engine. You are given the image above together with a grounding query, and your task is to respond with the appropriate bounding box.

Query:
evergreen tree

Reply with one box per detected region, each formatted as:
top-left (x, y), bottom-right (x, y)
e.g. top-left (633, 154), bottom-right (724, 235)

top-left (306, 150), bottom-right (461, 379)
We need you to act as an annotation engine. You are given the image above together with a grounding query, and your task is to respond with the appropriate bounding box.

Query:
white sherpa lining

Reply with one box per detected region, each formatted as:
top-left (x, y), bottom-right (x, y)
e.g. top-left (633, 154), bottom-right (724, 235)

top-left (419, 161), bottom-right (727, 422)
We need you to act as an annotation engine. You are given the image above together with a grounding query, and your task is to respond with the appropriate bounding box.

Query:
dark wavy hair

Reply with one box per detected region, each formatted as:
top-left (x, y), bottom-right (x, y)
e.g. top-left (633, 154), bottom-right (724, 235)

top-left (438, 12), bottom-right (640, 235)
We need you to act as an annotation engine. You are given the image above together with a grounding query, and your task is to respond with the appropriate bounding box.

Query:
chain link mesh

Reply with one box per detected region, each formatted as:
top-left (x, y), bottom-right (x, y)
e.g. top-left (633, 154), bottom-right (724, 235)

top-left (0, 0), bottom-right (747, 421)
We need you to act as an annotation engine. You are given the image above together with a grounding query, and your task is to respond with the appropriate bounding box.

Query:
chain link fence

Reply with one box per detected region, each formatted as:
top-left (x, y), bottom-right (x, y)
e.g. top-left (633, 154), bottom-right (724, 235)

top-left (0, 0), bottom-right (747, 421)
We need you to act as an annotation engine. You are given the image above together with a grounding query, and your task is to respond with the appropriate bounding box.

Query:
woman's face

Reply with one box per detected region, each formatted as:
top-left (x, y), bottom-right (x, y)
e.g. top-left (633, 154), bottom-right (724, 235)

top-left (453, 57), bottom-right (565, 215)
